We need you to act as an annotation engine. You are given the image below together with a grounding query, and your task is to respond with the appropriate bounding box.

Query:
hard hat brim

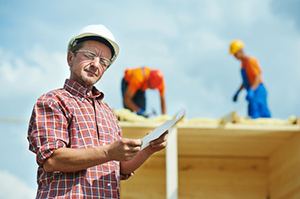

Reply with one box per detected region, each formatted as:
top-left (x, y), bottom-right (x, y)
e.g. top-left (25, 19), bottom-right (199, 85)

top-left (68, 32), bottom-right (119, 64)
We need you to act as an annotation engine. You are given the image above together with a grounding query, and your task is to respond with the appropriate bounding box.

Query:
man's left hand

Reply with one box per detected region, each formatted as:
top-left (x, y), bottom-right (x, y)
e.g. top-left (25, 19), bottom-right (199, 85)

top-left (137, 108), bottom-right (148, 118)
top-left (147, 131), bottom-right (168, 153)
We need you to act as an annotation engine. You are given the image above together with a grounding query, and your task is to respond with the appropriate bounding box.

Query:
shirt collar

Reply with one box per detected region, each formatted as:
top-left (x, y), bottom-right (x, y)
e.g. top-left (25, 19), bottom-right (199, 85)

top-left (64, 79), bottom-right (104, 100)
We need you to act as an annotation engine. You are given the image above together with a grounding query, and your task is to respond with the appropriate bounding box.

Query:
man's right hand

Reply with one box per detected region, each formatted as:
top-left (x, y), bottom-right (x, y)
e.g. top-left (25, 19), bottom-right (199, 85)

top-left (107, 138), bottom-right (142, 161)
top-left (233, 91), bottom-right (239, 102)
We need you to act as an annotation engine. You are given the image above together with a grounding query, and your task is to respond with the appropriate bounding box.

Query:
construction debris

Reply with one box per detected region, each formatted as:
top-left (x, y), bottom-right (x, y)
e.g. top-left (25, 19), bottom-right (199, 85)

top-left (115, 109), bottom-right (172, 123)
top-left (115, 109), bottom-right (299, 126)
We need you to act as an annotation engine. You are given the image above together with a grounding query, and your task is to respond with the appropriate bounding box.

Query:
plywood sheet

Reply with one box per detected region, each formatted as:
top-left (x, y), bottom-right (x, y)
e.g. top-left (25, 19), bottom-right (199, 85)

top-left (269, 132), bottom-right (300, 199)
top-left (121, 122), bottom-right (299, 158)
top-left (120, 156), bottom-right (166, 199)
top-left (178, 157), bottom-right (268, 199)
top-left (177, 127), bottom-right (297, 157)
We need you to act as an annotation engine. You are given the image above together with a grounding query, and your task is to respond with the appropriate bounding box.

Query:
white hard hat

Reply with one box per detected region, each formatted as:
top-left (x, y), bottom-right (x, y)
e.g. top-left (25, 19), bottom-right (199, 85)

top-left (68, 24), bottom-right (119, 64)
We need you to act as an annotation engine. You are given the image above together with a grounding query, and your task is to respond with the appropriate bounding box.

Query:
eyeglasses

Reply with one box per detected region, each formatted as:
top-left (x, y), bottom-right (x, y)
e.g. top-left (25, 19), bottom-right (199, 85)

top-left (75, 50), bottom-right (112, 69)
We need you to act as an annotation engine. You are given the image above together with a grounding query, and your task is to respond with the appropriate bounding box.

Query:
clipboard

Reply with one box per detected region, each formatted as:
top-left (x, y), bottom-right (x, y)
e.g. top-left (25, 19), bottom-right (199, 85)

top-left (140, 108), bottom-right (185, 149)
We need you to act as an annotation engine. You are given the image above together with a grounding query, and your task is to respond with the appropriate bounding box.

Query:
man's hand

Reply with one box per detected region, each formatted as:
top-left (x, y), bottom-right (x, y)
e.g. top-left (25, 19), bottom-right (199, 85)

top-left (119, 131), bottom-right (168, 174)
top-left (233, 90), bottom-right (239, 102)
top-left (137, 108), bottom-right (148, 118)
top-left (146, 131), bottom-right (168, 153)
top-left (107, 138), bottom-right (142, 161)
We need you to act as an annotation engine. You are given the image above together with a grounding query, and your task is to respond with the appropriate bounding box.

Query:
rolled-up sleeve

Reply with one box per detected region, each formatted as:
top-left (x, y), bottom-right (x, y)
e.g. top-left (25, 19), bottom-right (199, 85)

top-left (27, 96), bottom-right (69, 166)
top-left (112, 112), bottom-right (135, 180)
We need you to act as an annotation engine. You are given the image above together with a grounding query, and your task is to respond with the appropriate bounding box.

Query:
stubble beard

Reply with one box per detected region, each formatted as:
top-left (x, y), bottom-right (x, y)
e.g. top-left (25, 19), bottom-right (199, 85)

top-left (80, 74), bottom-right (98, 89)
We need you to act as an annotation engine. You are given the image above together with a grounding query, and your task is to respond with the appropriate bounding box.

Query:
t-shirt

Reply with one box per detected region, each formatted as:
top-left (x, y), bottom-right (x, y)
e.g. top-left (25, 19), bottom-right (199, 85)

top-left (124, 67), bottom-right (165, 95)
top-left (241, 57), bottom-right (263, 85)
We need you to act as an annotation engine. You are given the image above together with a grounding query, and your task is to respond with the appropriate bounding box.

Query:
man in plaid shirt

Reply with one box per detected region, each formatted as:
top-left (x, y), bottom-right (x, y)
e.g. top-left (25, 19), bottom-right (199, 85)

top-left (27, 24), bottom-right (168, 198)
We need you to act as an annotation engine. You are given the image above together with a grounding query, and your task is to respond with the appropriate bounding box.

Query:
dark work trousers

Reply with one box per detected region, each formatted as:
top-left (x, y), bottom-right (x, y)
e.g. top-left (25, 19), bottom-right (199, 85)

top-left (121, 78), bottom-right (146, 111)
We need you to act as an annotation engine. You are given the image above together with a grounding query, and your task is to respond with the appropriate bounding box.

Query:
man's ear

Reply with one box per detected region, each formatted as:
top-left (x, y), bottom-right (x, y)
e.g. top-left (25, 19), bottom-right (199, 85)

top-left (67, 51), bottom-right (74, 67)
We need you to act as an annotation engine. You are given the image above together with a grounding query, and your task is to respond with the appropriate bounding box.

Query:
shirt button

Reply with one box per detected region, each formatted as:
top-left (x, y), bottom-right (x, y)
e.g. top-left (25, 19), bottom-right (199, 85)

top-left (107, 183), bottom-right (111, 187)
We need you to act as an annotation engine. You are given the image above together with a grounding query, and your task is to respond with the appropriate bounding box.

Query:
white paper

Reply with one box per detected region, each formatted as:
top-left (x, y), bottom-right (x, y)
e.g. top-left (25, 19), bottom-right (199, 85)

top-left (140, 108), bottom-right (185, 149)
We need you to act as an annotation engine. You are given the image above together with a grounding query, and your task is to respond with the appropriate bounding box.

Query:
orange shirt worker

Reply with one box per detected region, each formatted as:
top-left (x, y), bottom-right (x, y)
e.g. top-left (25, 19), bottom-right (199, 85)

top-left (121, 67), bottom-right (166, 117)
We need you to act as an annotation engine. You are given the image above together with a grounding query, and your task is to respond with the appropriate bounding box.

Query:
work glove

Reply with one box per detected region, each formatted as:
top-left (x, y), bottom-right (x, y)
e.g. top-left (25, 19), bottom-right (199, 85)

top-left (246, 88), bottom-right (254, 101)
top-left (233, 91), bottom-right (239, 102)
top-left (137, 108), bottom-right (148, 118)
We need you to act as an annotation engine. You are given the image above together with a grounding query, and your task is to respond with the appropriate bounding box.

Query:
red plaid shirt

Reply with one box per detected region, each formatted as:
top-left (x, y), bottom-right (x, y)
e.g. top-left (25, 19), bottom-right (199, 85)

top-left (28, 79), bottom-right (131, 199)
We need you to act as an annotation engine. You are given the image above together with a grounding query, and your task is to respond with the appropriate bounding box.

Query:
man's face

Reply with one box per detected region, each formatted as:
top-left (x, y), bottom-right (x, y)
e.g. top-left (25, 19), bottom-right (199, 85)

top-left (67, 40), bottom-right (112, 90)
top-left (234, 49), bottom-right (243, 60)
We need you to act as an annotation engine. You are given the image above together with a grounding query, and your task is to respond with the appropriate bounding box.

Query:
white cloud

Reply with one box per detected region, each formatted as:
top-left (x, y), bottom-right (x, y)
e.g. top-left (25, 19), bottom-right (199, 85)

top-left (186, 30), bottom-right (227, 55)
top-left (0, 45), bottom-right (68, 98)
top-left (0, 170), bottom-right (36, 199)
top-left (116, 1), bottom-right (179, 39)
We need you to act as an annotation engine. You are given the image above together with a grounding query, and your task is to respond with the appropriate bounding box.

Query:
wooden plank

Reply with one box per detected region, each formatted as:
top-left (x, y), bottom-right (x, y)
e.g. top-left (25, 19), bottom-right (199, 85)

top-left (120, 122), bottom-right (300, 133)
top-left (0, 118), bottom-right (29, 122)
top-left (120, 122), bottom-right (167, 199)
top-left (166, 127), bottom-right (178, 199)
top-left (177, 127), bottom-right (297, 157)
top-left (121, 125), bottom-right (156, 139)
top-left (120, 156), bottom-right (166, 199)
top-left (269, 132), bottom-right (300, 199)
top-left (296, 117), bottom-right (300, 125)
top-left (121, 123), bottom-right (299, 158)
top-left (178, 157), bottom-right (268, 199)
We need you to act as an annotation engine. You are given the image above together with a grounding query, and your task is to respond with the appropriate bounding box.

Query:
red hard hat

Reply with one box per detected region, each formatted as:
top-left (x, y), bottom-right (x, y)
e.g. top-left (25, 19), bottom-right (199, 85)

top-left (149, 70), bottom-right (163, 88)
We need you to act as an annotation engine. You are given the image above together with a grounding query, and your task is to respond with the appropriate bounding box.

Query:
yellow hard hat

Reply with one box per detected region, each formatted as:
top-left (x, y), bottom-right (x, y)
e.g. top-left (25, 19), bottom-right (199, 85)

top-left (229, 40), bottom-right (245, 54)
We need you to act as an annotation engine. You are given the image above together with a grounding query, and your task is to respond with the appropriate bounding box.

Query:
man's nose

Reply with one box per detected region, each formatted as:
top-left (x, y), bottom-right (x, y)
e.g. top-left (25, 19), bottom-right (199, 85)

top-left (91, 57), bottom-right (100, 68)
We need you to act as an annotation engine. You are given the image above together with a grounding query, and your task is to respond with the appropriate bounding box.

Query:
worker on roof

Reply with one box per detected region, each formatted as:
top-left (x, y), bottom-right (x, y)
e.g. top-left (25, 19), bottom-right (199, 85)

top-left (121, 66), bottom-right (166, 117)
top-left (229, 40), bottom-right (271, 119)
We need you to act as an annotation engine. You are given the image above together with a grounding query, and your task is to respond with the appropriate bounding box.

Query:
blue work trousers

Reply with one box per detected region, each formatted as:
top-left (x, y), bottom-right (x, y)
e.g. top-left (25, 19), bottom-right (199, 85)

top-left (247, 83), bottom-right (271, 119)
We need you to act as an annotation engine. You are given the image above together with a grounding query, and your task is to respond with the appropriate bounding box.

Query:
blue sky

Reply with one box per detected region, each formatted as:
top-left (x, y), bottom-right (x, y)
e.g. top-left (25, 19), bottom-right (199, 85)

top-left (0, 0), bottom-right (300, 198)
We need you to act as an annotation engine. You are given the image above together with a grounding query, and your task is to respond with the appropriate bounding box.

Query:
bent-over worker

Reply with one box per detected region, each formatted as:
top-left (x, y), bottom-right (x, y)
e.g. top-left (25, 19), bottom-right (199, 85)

top-left (121, 66), bottom-right (166, 117)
